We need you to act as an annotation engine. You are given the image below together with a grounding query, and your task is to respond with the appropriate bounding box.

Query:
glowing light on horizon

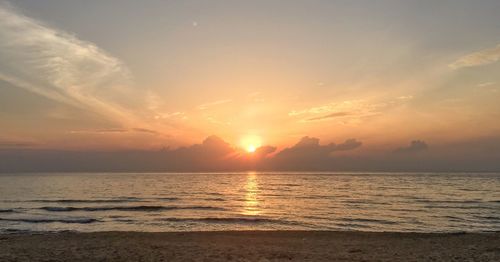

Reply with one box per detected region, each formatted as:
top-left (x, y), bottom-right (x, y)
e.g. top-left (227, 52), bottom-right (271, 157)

top-left (247, 144), bottom-right (256, 153)
top-left (241, 135), bottom-right (262, 153)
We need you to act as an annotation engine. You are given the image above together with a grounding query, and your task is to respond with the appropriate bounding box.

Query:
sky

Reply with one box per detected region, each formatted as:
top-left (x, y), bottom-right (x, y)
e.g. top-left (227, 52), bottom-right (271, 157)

top-left (1, 0), bottom-right (500, 171)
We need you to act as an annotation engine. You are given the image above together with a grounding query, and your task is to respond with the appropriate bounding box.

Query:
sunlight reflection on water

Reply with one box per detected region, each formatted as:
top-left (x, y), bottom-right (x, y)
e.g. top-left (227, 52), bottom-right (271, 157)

top-left (242, 172), bottom-right (260, 216)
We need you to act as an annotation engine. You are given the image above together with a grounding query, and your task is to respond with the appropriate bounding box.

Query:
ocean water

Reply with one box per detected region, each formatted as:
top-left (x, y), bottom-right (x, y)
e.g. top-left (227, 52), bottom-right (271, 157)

top-left (0, 172), bottom-right (499, 233)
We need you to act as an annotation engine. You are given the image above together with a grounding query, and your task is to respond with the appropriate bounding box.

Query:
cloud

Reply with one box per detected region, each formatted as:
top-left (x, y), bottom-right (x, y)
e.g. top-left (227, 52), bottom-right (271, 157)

top-left (274, 136), bottom-right (336, 159)
top-left (477, 82), bottom-right (495, 88)
top-left (304, 112), bottom-right (351, 122)
top-left (69, 128), bottom-right (159, 134)
top-left (0, 135), bottom-right (363, 172)
top-left (3, 136), bottom-right (500, 172)
top-left (132, 128), bottom-right (161, 135)
top-left (271, 136), bottom-right (362, 170)
top-left (335, 138), bottom-right (363, 151)
top-left (69, 129), bottom-right (128, 134)
top-left (290, 97), bottom-right (412, 123)
top-left (450, 44), bottom-right (500, 69)
top-left (0, 135), bottom-right (240, 172)
top-left (394, 140), bottom-right (428, 153)
top-left (0, 2), bottom-right (140, 125)
top-left (154, 112), bottom-right (186, 120)
top-left (197, 99), bottom-right (232, 110)
top-left (172, 135), bottom-right (234, 163)
top-left (254, 145), bottom-right (277, 157)
top-left (0, 141), bottom-right (37, 148)
top-left (0, 135), bottom-right (39, 149)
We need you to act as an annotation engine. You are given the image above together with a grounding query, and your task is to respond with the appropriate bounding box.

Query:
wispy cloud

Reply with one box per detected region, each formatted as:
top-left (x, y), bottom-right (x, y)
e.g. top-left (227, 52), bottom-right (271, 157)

top-left (304, 112), bottom-right (351, 122)
top-left (154, 112), bottom-right (186, 120)
top-left (69, 128), bottom-right (163, 136)
top-left (290, 96), bottom-right (412, 123)
top-left (69, 129), bottom-right (128, 134)
top-left (450, 44), bottom-right (500, 69)
top-left (197, 99), bottom-right (232, 110)
top-left (132, 128), bottom-right (162, 135)
top-left (477, 82), bottom-right (495, 87)
top-left (0, 2), bottom-right (137, 125)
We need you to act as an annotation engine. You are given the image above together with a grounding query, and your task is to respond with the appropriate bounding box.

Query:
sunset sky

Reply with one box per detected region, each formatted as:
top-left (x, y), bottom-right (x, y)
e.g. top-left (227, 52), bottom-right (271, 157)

top-left (1, 1), bottom-right (500, 171)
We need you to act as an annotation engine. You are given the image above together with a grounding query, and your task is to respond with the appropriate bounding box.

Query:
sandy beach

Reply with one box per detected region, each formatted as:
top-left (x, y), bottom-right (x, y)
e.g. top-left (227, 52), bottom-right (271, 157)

top-left (0, 231), bottom-right (499, 261)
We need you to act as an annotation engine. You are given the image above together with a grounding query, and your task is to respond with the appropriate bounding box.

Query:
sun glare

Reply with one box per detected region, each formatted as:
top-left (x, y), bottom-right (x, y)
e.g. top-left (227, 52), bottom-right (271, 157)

top-left (247, 145), bottom-right (256, 153)
top-left (241, 135), bottom-right (261, 153)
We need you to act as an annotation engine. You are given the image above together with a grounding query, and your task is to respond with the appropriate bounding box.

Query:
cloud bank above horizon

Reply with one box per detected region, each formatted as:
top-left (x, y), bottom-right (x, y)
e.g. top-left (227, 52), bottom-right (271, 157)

top-left (1, 134), bottom-right (500, 172)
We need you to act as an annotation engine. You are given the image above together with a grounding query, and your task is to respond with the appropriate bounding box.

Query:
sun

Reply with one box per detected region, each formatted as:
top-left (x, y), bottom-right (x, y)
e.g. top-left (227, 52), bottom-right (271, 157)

top-left (246, 144), bottom-right (257, 153)
top-left (241, 135), bottom-right (262, 153)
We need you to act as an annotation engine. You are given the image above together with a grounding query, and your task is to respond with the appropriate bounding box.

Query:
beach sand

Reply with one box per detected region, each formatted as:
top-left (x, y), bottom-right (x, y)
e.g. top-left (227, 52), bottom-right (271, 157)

top-left (0, 231), bottom-right (499, 261)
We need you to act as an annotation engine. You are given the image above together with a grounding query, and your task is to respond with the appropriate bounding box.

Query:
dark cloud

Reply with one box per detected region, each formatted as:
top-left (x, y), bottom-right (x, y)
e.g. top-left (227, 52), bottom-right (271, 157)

top-left (2, 136), bottom-right (500, 172)
top-left (395, 140), bottom-right (428, 153)
top-left (254, 145), bottom-right (277, 158)
top-left (270, 137), bottom-right (362, 170)
top-left (335, 139), bottom-right (363, 151)
top-left (175, 135), bottom-right (233, 158)
top-left (0, 141), bottom-right (37, 148)
top-left (0, 136), bottom-right (39, 149)
top-left (0, 135), bottom-right (362, 172)
top-left (275, 136), bottom-right (335, 159)
top-left (0, 136), bottom-right (237, 172)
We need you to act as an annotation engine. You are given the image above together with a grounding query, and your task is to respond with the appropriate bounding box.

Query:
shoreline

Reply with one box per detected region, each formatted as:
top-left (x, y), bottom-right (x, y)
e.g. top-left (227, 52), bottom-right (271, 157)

top-left (1, 231), bottom-right (499, 261)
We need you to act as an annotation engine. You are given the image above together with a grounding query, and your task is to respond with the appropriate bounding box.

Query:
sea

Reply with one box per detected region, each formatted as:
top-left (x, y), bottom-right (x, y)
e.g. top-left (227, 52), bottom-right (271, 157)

top-left (0, 172), bottom-right (499, 233)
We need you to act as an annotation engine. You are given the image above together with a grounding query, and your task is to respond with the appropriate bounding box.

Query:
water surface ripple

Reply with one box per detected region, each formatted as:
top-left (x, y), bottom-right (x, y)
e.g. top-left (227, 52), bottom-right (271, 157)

top-left (0, 172), bottom-right (499, 233)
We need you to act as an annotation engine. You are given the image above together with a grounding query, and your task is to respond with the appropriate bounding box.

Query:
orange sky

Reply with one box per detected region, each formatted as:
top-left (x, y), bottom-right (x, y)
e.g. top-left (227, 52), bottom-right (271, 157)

top-left (1, 1), bottom-right (500, 157)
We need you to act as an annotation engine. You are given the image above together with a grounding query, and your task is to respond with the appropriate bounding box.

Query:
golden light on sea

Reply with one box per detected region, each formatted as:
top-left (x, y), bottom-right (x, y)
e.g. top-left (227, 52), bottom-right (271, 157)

top-left (242, 172), bottom-right (260, 215)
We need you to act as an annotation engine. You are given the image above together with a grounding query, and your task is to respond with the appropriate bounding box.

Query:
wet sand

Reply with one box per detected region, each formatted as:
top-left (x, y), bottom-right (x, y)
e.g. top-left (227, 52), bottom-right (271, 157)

top-left (0, 231), bottom-right (499, 261)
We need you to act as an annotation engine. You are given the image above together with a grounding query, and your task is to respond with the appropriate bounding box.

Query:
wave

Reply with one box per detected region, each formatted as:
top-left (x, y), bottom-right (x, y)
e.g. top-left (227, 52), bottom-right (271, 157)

top-left (159, 217), bottom-right (281, 224)
top-left (338, 218), bottom-right (398, 225)
top-left (12, 197), bottom-right (180, 204)
top-left (434, 215), bottom-right (468, 222)
top-left (267, 183), bottom-right (301, 187)
top-left (40, 205), bottom-right (225, 212)
top-left (295, 195), bottom-right (349, 199)
top-left (334, 222), bottom-right (372, 229)
top-left (416, 199), bottom-right (483, 204)
top-left (422, 205), bottom-right (496, 210)
top-left (474, 215), bottom-right (500, 221)
top-left (158, 217), bottom-right (311, 227)
top-left (30, 199), bottom-right (140, 203)
top-left (0, 217), bottom-right (98, 224)
top-left (204, 192), bottom-right (224, 196)
top-left (342, 199), bottom-right (392, 205)
top-left (155, 197), bottom-right (180, 201)
top-left (203, 197), bottom-right (226, 201)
